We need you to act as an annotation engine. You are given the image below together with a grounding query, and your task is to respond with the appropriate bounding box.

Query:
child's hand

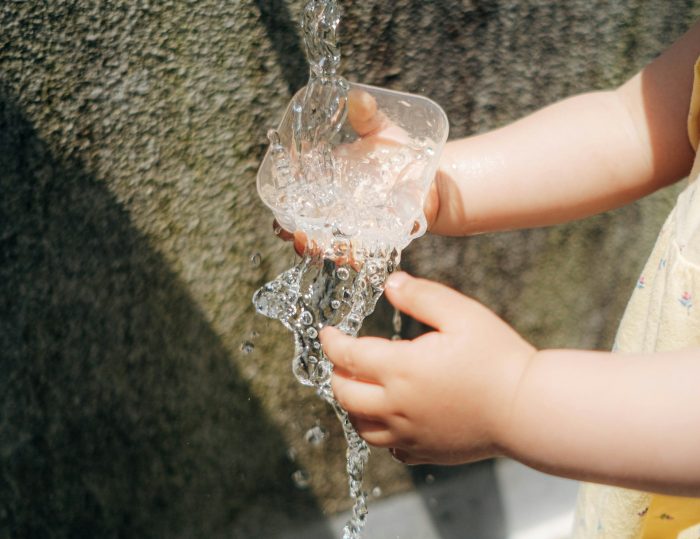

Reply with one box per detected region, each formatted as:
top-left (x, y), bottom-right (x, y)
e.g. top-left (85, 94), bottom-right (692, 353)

top-left (273, 88), bottom-right (441, 254)
top-left (319, 271), bottom-right (536, 465)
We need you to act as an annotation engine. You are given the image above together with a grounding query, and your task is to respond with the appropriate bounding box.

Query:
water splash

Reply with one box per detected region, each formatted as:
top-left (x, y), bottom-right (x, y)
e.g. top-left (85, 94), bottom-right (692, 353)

top-left (305, 424), bottom-right (329, 446)
top-left (254, 1), bottom-right (402, 537)
top-left (253, 246), bottom-right (398, 538)
top-left (294, 0), bottom-right (348, 157)
top-left (292, 469), bottom-right (311, 489)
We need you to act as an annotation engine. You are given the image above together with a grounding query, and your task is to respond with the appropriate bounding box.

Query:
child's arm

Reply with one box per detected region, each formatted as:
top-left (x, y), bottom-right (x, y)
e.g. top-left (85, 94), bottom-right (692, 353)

top-left (506, 346), bottom-right (700, 496)
top-left (428, 21), bottom-right (700, 236)
top-left (320, 273), bottom-right (700, 496)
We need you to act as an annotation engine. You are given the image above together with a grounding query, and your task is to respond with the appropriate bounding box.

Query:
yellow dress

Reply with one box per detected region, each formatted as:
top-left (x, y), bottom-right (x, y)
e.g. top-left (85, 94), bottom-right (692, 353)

top-left (571, 58), bottom-right (700, 539)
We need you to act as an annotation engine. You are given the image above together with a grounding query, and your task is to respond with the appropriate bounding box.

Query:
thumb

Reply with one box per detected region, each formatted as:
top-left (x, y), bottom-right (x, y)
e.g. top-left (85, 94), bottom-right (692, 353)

top-left (424, 180), bottom-right (439, 231)
top-left (347, 88), bottom-right (383, 136)
top-left (383, 272), bottom-right (470, 332)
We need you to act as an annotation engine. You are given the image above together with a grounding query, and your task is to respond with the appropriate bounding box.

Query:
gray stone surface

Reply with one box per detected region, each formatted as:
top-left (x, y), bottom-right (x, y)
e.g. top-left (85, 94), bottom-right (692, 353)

top-left (278, 460), bottom-right (579, 539)
top-left (1, 1), bottom-right (699, 537)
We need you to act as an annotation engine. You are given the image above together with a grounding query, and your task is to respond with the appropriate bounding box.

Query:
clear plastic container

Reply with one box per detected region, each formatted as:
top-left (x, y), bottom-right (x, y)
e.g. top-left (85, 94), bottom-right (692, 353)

top-left (257, 82), bottom-right (449, 254)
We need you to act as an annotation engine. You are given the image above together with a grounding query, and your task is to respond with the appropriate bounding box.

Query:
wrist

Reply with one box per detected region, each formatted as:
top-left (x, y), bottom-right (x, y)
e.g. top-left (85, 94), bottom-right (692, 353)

top-left (489, 340), bottom-right (539, 459)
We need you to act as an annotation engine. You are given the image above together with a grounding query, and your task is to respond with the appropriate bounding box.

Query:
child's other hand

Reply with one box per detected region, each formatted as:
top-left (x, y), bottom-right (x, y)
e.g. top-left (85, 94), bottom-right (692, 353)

top-left (320, 271), bottom-right (535, 465)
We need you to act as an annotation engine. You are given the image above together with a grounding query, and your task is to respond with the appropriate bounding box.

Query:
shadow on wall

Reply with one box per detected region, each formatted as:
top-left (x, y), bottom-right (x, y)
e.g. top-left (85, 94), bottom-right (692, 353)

top-left (0, 92), bottom-right (332, 539)
top-left (255, 0), bottom-right (308, 94)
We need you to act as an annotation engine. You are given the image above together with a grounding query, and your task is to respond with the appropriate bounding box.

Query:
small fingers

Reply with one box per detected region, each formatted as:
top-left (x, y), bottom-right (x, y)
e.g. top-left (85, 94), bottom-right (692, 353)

top-left (292, 231), bottom-right (308, 257)
top-left (321, 327), bottom-right (398, 382)
top-left (389, 447), bottom-right (428, 466)
top-left (332, 372), bottom-right (388, 419)
top-left (347, 88), bottom-right (383, 136)
top-left (273, 219), bottom-right (294, 242)
top-left (424, 180), bottom-right (440, 232)
top-left (384, 272), bottom-right (471, 332)
top-left (273, 219), bottom-right (307, 257)
top-left (351, 417), bottom-right (396, 447)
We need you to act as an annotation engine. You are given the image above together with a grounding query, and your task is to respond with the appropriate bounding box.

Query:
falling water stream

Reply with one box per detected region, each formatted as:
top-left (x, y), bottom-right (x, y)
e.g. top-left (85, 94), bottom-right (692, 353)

top-left (252, 1), bottom-right (433, 536)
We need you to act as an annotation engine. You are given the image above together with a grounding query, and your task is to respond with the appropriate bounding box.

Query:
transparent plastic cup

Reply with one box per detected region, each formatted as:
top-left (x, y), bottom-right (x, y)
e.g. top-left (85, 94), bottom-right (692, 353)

top-left (257, 82), bottom-right (449, 254)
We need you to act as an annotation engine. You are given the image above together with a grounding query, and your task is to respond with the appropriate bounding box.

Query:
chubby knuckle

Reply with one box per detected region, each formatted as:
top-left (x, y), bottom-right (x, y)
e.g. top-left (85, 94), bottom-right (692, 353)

top-left (331, 375), bottom-right (346, 402)
top-left (341, 345), bottom-right (356, 373)
top-left (368, 434), bottom-right (392, 448)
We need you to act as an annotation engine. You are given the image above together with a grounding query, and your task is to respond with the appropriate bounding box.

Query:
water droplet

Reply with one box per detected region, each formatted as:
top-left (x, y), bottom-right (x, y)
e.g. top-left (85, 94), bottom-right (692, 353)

top-left (343, 314), bottom-right (361, 334)
top-left (425, 474), bottom-right (435, 485)
top-left (293, 357), bottom-right (313, 386)
top-left (240, 341), bottom-right (254, 354)
top-left (287, 447), bottom-right (297, 462)
top-left (330, 299), bottom-right (341, 309)
top-left (300, 310), bottom-right (313, 325)
top-left (371, 486), bottom-right (382, 498)
top-left (250, 252), bottom-right (262, 267)
top-left (428, 496), bottom-right (438, 508)
top-left (306, 326), bottom-right (318, 338)
top-left (305, 425), bottom-right (328, 446)
top-left (336, 267), bottom-right (350, 280)
top-left (391, 334), bottom-right (401, 341)
top-left (292, 469), bottom-right (310, 489)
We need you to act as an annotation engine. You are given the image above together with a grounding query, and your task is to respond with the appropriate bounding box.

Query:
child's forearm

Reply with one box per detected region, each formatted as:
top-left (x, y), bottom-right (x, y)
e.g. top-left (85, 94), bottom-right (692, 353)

top-left (432, 21), bottom-right (700, 236)
top-left (502, 348), bottom-right (700, 496)
top-left (432, 90), bottom-right (659, 235)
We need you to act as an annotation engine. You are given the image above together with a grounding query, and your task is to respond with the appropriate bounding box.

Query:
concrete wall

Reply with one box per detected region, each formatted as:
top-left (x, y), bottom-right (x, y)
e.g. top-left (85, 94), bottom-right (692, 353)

top-left (1, 1), bottom-right (698, 537)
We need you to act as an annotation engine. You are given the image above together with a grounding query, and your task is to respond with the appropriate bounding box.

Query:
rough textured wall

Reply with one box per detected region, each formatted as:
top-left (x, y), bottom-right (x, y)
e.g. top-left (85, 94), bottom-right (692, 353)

top-left (1, 1), bottom-right (698, 538)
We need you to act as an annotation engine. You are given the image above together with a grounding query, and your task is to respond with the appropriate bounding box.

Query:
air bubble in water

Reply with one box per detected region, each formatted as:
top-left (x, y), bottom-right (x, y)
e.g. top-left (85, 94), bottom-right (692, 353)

top-left (253, 0), bottom-right (420, 535)
top-left (336, 267), bottom-right (350, 280)
top-left (305, 424), bottom-right (328, 446)
top-left (292, 469), bottom-right (311, 489)
top-left (425, 474), bottom-right (435, 485)
top-left (255, 248), bottom-right (399, 538)
top-left (346, 314), bottom-right (361, 333)
top-left (240, 341), bottom-right (254, 354)
top-left (300, 310), bottom-right (313, 325)
top-left (250, 252), bottom-right (262, 267)
top-left (293, 356), bottom-right (313, 386)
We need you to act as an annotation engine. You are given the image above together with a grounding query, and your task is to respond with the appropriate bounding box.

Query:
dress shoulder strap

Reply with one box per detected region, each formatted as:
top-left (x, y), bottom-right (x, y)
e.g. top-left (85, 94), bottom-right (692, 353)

top-left (688, 57), bottom-right (700, 151)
